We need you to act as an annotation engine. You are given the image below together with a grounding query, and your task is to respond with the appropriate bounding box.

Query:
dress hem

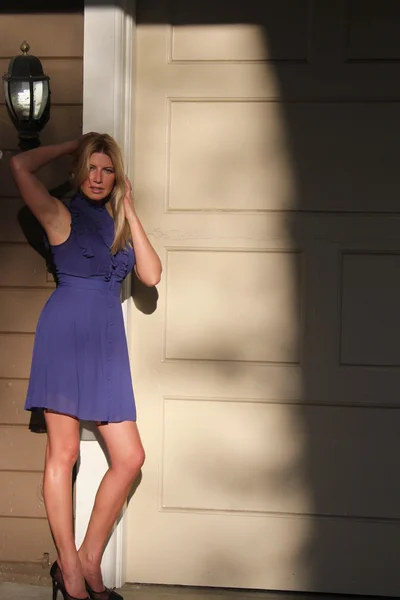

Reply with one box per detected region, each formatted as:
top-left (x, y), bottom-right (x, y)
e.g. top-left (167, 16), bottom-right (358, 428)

top-left (25, 406), bottom-right (136, 424)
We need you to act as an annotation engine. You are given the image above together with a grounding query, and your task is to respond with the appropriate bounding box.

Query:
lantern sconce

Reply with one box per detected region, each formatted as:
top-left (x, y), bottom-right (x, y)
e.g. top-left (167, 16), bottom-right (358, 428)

top-left (2, 41), bottom-right (51, 151)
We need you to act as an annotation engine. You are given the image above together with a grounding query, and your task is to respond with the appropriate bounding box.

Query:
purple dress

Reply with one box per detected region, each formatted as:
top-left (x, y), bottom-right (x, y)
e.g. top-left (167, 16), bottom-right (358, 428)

top-left (25, 191), bottom-right (137, 422)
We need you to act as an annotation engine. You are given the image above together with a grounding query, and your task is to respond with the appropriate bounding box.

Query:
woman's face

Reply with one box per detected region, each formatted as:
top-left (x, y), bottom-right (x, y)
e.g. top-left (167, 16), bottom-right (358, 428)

top-left (81, 152), bottom-right (116, 201)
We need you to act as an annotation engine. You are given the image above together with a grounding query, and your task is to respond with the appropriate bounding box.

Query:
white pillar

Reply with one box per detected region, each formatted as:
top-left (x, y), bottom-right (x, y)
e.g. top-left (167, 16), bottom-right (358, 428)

top-left (76, 1), bottom-right (135, 588)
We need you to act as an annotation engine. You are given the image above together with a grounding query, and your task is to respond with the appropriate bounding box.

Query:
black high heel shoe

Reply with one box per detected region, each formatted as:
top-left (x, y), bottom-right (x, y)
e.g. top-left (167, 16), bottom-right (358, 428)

top-left (85, 580), bottom-right (123, 600)
top-left (50, 561), bottom-right (90, 600)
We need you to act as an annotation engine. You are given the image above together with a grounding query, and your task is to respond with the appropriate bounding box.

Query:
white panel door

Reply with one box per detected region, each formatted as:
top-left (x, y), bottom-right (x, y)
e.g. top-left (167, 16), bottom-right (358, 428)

top-left (126, 1), bottom-right (400, 595)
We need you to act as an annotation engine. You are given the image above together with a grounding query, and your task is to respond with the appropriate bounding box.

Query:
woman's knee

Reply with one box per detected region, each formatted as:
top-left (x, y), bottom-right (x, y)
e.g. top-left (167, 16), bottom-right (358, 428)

top-left (115, 445), bottom-right (145, 480)
top-left (47, 438), bottom-right (80, 468)
top-left (44, 412), bottom-right (80, 468)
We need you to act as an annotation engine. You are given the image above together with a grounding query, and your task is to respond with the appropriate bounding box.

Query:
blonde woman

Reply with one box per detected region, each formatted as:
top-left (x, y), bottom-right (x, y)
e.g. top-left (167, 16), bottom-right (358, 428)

top-left (10, 133), bottom-right (162, 600)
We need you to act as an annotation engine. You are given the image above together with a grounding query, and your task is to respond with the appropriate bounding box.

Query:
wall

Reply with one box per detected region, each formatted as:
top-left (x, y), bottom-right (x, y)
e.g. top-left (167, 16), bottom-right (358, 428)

top-left (0, 3), bottom-right (83, 571)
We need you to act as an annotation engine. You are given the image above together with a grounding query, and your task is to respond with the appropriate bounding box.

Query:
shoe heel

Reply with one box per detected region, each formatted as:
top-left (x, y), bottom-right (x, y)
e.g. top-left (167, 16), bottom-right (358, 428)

top-left (52, 580), bottom-right (59, 600)
top-left (50, 560), bottom-right (90, 600)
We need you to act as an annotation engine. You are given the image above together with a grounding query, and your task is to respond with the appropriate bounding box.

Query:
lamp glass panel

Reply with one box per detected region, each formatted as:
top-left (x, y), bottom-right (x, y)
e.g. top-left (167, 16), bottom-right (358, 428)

top-left (3, 81), bottom-right (12, 113)
top-left (9, 80), bottom-right (31, 119)
top-left (33, 80), bottom-right (48, 119)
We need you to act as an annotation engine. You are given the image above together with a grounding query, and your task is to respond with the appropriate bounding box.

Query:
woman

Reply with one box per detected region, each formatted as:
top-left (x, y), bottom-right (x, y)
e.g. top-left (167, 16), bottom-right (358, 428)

top-left (10, 133), bottom-right (162, 600)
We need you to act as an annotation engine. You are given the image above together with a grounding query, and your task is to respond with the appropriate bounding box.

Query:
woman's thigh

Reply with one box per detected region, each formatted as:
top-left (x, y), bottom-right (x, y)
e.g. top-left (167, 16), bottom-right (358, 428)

top-left (44, 411), bottom-right (81, 461)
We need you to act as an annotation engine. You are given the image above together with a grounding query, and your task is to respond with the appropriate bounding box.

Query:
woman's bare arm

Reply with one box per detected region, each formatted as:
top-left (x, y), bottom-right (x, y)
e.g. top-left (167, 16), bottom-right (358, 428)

top-left (10, 140), bottom-right (79, 246)
top-left (123, 178), bottom-right (162, 287)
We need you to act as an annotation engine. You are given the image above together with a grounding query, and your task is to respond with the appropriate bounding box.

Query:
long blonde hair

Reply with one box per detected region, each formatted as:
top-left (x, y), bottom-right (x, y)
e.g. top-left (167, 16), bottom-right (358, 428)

top-left (72, 133), bottom-right (130, 255)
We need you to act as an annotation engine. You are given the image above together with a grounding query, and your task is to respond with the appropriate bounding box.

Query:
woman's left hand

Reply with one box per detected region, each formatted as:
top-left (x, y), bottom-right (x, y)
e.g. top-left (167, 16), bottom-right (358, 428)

top-left (123, 176), bottom-right (136, 220)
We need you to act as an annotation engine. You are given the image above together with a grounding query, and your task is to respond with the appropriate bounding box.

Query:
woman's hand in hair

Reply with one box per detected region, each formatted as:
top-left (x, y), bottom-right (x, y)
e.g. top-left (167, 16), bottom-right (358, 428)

top-left (123, 176), bottom-right (136, 221)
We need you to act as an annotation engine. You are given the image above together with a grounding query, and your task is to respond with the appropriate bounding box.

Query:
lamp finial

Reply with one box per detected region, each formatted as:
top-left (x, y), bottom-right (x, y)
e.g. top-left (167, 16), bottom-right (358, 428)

top-left (20, 41), bottom-right (30, 55)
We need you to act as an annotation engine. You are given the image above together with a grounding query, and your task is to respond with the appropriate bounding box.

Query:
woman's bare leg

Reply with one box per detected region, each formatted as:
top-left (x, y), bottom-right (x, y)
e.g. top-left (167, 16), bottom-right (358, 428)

top-left (78, 421), bottom-right (145, 591)
top-left (44, 411), bottom-right (87, 599)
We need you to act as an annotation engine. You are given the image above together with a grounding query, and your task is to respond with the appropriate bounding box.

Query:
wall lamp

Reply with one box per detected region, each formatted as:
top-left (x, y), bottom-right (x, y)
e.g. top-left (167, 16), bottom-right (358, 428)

top-left (3, 41), bottom-right (51, 151)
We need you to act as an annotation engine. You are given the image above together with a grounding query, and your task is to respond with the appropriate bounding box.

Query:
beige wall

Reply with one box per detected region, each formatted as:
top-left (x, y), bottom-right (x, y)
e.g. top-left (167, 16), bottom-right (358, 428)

top-left (0, 9), bottom-right (83, 566)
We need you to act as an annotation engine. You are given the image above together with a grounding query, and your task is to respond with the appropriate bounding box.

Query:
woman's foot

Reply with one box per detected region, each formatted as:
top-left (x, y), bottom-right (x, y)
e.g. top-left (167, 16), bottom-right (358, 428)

top-left (78, 548), bottom-right (105, 593)
top-left (54, 556), bottom-right (88, 599)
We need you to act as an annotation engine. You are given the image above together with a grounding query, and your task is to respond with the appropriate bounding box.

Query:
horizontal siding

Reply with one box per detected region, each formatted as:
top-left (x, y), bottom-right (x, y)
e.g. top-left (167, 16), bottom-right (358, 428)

top-left (0, 472), bottom-right (45, 518)
top-left (0, 426), bottom-right (46, 471)
top-left (0, 198), bottom-right (27, 242)
top-left (0, 244), bottom-right (54, 288)
top-left (0, 517), bottom-right (55, 563)
top-left (0, 58), bottom-right (83, 105)
top-left (0, 13), bottom-right (83, 58)
top-left (0, 334), bottom-right (34, 378)
top-left (0, 290), bottom-right (52, 333)
top-left (0, 8), bottom-right (83, 565)
top-left (0, 380), bottom-right (30, 425)
top-left (40, 106), bottom-right (83, 146)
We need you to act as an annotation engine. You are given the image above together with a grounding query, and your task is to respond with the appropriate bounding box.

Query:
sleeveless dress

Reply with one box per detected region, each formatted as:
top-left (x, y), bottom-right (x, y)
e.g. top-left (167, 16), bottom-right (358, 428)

top-left (24, 191), bottom-right (137, 422)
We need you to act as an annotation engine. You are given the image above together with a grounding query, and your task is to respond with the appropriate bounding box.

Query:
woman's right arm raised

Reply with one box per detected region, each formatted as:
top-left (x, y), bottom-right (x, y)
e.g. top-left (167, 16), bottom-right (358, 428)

top-left (10, 140), bottom-right (79, 246)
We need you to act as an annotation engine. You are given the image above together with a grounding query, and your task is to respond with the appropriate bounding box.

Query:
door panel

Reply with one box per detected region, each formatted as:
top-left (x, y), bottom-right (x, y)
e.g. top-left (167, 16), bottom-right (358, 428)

top-left (127, 1), bottom-right (400, 594)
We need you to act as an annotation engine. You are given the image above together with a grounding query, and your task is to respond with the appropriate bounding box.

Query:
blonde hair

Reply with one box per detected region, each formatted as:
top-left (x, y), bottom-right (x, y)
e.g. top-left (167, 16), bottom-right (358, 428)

top-left (72, 133), bottom-right (130, 255)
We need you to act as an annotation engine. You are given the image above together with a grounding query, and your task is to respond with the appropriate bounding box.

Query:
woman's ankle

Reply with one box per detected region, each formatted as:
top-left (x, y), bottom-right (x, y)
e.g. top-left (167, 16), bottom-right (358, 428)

top-left (78, 546), bottom-right (102, 569)
top-left (58, 550), bottom-right (81, 570)
top-left (54, 555), bottom-right (87, 598)
top-left (78, 546), bottom-right (104, 591)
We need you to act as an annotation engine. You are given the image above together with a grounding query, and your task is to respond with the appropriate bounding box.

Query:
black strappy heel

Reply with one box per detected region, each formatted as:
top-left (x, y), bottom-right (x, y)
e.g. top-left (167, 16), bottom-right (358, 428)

top-left (85, 580), bottom-right (123, 600)
top-left (50, 561), bottom-right (90, 600)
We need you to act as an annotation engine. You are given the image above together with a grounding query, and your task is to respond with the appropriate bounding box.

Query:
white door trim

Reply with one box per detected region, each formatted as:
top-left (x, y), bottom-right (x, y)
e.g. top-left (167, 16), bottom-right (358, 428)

top-left (75, 0), bottom-right (135, 589)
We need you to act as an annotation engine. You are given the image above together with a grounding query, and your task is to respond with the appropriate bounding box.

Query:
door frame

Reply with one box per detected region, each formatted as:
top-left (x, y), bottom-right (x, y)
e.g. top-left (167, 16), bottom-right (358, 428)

top-left (75, 0), bottom-right (135, 588)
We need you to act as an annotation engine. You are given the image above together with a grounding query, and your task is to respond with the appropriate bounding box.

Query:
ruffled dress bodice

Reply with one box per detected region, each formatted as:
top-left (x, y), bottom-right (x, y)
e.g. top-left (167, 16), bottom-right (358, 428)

top-left (51, 192), bottom-right (135, 287)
